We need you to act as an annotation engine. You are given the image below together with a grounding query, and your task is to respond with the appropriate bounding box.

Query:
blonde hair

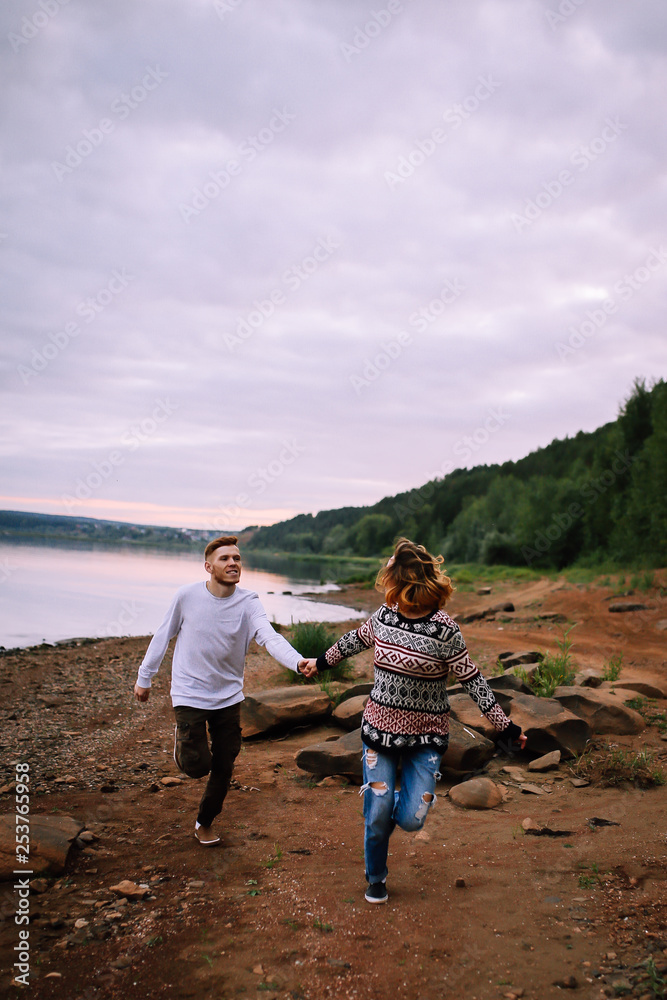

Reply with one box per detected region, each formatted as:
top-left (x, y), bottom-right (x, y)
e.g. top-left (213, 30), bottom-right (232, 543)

top-left (376, 537), bottom-right (454, 615)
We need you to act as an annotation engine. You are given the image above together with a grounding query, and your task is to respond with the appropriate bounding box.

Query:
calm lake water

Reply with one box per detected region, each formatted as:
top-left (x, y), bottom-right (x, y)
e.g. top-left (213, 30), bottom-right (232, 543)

top-left (0, 543), bottom-right (363, 649)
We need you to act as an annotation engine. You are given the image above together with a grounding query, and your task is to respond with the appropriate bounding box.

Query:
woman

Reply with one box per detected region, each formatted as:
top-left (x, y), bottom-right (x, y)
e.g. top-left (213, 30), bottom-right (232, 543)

top-left (301, 537), bottom-right (525, 905)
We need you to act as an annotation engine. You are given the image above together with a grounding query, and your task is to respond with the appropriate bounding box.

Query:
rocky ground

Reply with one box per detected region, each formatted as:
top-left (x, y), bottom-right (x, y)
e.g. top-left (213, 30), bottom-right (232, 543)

top-left (1, 574), bottom-right (666, 1000)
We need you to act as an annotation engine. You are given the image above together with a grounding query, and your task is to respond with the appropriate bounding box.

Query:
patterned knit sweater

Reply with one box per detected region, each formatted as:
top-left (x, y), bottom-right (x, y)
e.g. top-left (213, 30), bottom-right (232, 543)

top-left (316, 604), bottom-right (514, 753)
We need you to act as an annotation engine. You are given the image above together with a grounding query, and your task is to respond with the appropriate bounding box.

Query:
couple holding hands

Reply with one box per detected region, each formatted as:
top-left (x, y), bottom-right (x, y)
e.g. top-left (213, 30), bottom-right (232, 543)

top-left (134, 534), bottom-right (525, 905)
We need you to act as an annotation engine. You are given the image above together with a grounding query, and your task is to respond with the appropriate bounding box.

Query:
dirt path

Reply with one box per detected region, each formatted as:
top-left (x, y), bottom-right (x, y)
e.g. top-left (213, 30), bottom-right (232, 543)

top-left (1, 575), bottom-right (666, 999)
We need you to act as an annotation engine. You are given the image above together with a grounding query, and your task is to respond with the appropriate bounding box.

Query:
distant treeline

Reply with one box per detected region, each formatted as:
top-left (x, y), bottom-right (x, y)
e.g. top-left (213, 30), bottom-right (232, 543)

top-left (0, 510), bottom-right (209, 548)
top-left (247, 378), bottom-right (666, 569)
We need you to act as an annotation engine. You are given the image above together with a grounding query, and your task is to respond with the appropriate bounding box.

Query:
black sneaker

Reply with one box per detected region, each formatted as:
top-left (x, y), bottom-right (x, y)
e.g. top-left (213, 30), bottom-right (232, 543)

top-left (365, 881), bottom-right (388, 904)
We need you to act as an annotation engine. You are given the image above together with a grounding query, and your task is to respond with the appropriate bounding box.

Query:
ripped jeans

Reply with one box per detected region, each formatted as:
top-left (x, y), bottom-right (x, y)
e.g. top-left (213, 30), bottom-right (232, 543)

top-left (361, 746), bottom-right (442, 885)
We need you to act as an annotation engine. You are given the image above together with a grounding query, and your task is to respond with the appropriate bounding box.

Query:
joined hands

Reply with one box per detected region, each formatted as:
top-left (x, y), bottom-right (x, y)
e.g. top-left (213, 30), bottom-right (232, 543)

top-left (297, 658), bottom-right (318, 678)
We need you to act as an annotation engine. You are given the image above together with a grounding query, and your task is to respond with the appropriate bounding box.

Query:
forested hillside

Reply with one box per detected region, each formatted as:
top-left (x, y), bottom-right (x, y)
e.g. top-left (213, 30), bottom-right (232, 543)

top-left (247, 378), bottom-right (666, 568)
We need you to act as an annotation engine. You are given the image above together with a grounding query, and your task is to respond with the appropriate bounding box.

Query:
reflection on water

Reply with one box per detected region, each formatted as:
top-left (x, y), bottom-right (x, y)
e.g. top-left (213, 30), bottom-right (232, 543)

top-left (0, 542), bottom-right (363, 649)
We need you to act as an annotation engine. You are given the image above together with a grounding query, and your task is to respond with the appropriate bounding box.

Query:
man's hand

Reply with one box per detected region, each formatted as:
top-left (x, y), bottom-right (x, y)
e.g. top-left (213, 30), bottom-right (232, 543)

top-left (297, 658), bottom-right (318, 678)
top-left (134, 683), bottom-right (150, 702)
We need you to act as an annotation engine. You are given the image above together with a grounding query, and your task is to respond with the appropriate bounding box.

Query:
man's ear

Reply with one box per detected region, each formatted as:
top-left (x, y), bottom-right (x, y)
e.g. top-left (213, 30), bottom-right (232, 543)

top-left (204, 560), bottom-right (212, 574)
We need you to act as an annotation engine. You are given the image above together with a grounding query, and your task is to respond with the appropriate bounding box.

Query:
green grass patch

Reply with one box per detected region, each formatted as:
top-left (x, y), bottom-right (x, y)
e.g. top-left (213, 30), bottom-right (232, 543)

top-left (520, 624), bottom-right (576, 697)
top-left (572, 742), bottom-right (665, 788)
top-left (283, 621), bottom-right (353, 683)
top-left (602, 653), bottom-right (623, 682)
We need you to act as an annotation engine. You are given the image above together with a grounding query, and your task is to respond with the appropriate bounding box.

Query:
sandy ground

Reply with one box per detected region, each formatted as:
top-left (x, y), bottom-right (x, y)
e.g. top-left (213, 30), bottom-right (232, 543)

top-left (1, 574), bottom-right (666, 1000)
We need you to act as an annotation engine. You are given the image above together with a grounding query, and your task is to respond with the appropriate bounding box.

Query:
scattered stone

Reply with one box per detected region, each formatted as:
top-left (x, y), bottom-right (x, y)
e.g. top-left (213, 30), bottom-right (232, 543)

top-left (29, 878), bottom-right (50, 893)
top-left (110, 955), bottom-right (133, 969)
top-left (317, 775), bottom-right (349, 787)
top-left (609, 602), bottom-right (648, 613)
top-left (241, 687), bottom-right (333, 737)
top-left (552, 686), bottom-right (645, 735)
top-left (78, 830), bottom-right (97, 843)
top-left (109, 880), bottom-right (150, 900)
top-left (455, 877), bottom-right (466, 888)
top-left (252, 963), bottom-right (264, 975)
top-left (159, 776), bottom-right (183, 787)
top-left (552, 974), bottom-right (578, 988)
top-left (520, 784), bottom-right (545, 795)
top-left (44, 972), bottom-right (62, 978)
top-left (502, 766), bottom-right (527, 780)
top-left (0, 814), bottom-right (83, 880)
top-left (449, 776), bottom-right (503, 810)
top-left (569, 777), bottom-right (589, 787)
top-left (528, 750), bottom-right (561, 772)
top-left (655, 619), bottom-right (667, 631)
top-left (74, 918), bottom-right (89, 929)
top-left (414, 829), bottom-right (430, 842)
top-left (537, 612), bottom-right (566, 622)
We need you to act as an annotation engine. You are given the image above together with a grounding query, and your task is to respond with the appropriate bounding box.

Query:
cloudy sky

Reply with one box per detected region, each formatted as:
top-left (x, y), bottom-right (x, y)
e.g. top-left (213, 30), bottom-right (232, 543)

top-left (2, 0), bottom-right (666, 532)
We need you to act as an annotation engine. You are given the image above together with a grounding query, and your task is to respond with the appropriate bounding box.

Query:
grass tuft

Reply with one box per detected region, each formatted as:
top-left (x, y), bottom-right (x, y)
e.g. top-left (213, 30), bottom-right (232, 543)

top-left (572, 741), bottom-right (665, 788)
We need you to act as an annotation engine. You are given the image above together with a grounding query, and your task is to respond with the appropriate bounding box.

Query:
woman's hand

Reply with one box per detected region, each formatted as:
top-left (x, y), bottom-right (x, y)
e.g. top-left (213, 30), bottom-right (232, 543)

top-left (297, 658), bottom-right (318, 678)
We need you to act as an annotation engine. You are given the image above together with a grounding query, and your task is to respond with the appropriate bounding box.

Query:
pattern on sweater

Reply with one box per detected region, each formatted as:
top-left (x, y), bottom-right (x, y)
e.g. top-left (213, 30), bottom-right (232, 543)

top-left (320, 604), bottom-right (511, 752)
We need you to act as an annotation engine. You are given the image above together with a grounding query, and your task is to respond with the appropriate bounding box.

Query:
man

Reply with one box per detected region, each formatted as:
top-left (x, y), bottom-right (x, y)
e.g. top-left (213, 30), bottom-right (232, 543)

top-left (134, 535), bottom-right (313, 846)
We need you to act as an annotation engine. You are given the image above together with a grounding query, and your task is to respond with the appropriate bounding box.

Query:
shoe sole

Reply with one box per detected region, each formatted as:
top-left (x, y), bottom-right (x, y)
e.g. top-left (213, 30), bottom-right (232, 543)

top-left (364, 892), bottom-right (388, 904)
top-left (194, 831), bottom-right (220, 847)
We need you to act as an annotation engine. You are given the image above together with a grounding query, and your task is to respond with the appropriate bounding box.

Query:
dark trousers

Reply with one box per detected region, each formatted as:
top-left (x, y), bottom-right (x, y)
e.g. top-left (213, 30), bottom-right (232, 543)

top-left (173, 703), bottom-right (242, 827)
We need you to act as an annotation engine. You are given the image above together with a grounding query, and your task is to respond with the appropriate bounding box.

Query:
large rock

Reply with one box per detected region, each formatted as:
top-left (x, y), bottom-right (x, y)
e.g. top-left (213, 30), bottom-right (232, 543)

top-left (295, 728), bottom-right (363, 779)
top-left (489, 674), bottom-right (533, 696)
top-left (458, 601), bottom-right (515, 625)
top-left (441, 719), bottom-right (496, 772)
top-left (295, 718), bottom-right (496, 780)
top-left (337, 683), bottom-right (373, 704)
top-left (499, 692), bottom-right (590, 759)
top-left (604, 680), bottom-right (667, 700)
top-left (448, 694), bottom-right (497, 738)
top-left (498, 651), bottom-right (543, 669)
top-left (332, 694), bottom-right (369, 731)
top-left (0, 815), bottom-right (83, 880)
top-left (552, 687), bottom-right (645, 735)
top-left (241, 686), bottom-right (332, 737)
top-left (449, 777), bottom-right (503, 810)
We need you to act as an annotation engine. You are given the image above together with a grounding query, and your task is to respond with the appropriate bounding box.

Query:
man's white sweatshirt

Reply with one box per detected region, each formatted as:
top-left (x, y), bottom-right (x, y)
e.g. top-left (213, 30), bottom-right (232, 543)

top-left (136, 583), bottom-right (302, 710)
